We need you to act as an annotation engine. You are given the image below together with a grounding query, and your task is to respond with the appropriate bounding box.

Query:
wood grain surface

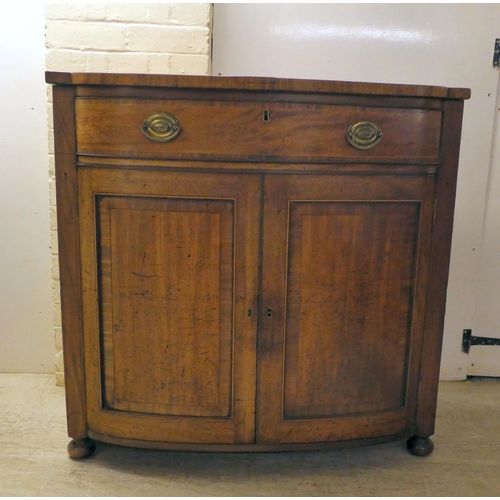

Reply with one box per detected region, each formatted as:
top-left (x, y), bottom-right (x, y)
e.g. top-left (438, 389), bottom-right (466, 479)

top-left (98, 197), bottom-right (232, 418)
top-left (416, 99), bottom-right (466, 439)
top-left (75, 98), bottom-right (441, 163)
top-left (78, 168), bottom-right (260, 444)
top-left (45, 71), bottom-right (470, 99)
top-left (283, 202), bottom-right (419, 418)
top-left (52, 85), bottom-right (88, 441)
top-left (257, 174), bottom-right (434, 444)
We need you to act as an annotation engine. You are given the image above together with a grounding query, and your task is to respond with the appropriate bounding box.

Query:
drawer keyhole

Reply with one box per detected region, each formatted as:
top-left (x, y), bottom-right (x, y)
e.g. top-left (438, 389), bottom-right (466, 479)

top-left (266, 308), bottom-right (273, 318)
top-left (263, 110), bottom-right (270, 122)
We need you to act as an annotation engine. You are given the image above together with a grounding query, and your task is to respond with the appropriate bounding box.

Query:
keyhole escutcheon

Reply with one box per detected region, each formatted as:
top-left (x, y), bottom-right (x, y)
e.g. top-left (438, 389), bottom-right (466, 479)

top-left (263, 110), bottom-right (270, 122)
top-left (266, 308), bottom-right (273, 318)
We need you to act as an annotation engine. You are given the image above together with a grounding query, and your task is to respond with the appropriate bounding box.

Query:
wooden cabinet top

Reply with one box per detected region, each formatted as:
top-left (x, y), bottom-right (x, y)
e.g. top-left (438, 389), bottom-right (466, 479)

top-left (45, 72), bottom-right (470, 100)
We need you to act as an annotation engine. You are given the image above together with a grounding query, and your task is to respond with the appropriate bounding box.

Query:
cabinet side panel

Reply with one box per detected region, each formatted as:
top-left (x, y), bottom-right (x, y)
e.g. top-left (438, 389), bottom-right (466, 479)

top-left (52, 85), bottom-right (88, 440)
top-left (417, 100), bottom-right (465, 437)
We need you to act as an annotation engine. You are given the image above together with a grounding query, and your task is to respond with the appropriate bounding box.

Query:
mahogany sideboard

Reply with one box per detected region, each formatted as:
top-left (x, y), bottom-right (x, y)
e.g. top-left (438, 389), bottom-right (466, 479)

top-left (46, 72), bottom-right (470, 459)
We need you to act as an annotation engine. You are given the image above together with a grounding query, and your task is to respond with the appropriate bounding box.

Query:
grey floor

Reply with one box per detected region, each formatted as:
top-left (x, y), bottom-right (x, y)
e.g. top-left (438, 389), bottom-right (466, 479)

top-left (1, 374), bottom-right (499, 496)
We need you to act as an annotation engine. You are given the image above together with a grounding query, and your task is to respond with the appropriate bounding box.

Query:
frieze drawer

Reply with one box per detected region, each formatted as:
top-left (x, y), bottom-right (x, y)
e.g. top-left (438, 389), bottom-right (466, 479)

top-left (75, 98), bottom-right (442, 163)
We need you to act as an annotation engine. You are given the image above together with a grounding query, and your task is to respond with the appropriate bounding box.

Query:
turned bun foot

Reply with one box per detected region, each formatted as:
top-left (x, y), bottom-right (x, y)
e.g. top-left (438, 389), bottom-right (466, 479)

top-left (406, 436), bottom-right (434, 457)
top-left (67, 438), bottom-right (96, 459)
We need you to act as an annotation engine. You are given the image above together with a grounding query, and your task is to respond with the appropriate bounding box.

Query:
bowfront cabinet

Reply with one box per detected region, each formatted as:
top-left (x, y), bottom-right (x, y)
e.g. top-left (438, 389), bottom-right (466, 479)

top-left (46, 72), bottom-right (469, 458)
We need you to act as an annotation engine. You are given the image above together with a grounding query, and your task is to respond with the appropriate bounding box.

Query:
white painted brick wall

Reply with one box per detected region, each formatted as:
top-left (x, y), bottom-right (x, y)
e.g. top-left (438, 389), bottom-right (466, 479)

top-left (46, 3), bottom-right (213, 386)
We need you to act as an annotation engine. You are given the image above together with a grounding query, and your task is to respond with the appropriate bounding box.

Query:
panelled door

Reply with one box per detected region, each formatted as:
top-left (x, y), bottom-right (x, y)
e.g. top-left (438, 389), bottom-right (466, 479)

top-left (257, 174), bottom-right (435, 444)
top-left (78, 167), bottom-right (260, 445)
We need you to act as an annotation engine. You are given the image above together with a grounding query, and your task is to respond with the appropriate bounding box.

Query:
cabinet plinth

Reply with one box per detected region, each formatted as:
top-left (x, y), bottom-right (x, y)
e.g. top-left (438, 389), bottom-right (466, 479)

top-left (47, 72), bottom-right (469, 457)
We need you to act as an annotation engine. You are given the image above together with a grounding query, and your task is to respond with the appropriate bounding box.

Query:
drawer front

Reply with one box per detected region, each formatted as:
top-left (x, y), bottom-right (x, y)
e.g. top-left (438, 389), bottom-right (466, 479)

top-left (76, 98), bottom-right (442, 162)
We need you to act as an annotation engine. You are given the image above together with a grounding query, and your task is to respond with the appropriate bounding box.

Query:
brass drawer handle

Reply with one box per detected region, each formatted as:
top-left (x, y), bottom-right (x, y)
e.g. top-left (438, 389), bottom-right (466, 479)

top-left (141, 112), bottom-right (181, 143)
top-left (347, 121), bottom-right (383, 150)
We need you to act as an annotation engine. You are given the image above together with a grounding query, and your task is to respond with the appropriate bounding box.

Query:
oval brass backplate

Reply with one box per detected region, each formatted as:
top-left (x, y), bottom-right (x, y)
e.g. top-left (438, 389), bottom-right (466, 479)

top-left (347, 121), bottom-right (383, 150)
top-left (141, 112), bottom-right (181, 143)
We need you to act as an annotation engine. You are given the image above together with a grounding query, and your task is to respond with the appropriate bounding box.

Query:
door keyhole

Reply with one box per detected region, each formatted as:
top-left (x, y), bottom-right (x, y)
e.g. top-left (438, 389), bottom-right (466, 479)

top-left (263, 110), bottom-right (270, 122)
top-left (266, 308), bottom-right (273, 318)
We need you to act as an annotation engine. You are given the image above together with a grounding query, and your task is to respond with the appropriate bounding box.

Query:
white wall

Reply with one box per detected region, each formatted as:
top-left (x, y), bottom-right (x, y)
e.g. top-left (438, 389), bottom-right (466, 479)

top-left (473, 76), bottom-right (500, 338)
top-left (0, 4), bottom-right (54, 372)
top-left (213, 4), bottom-right (500, 380)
